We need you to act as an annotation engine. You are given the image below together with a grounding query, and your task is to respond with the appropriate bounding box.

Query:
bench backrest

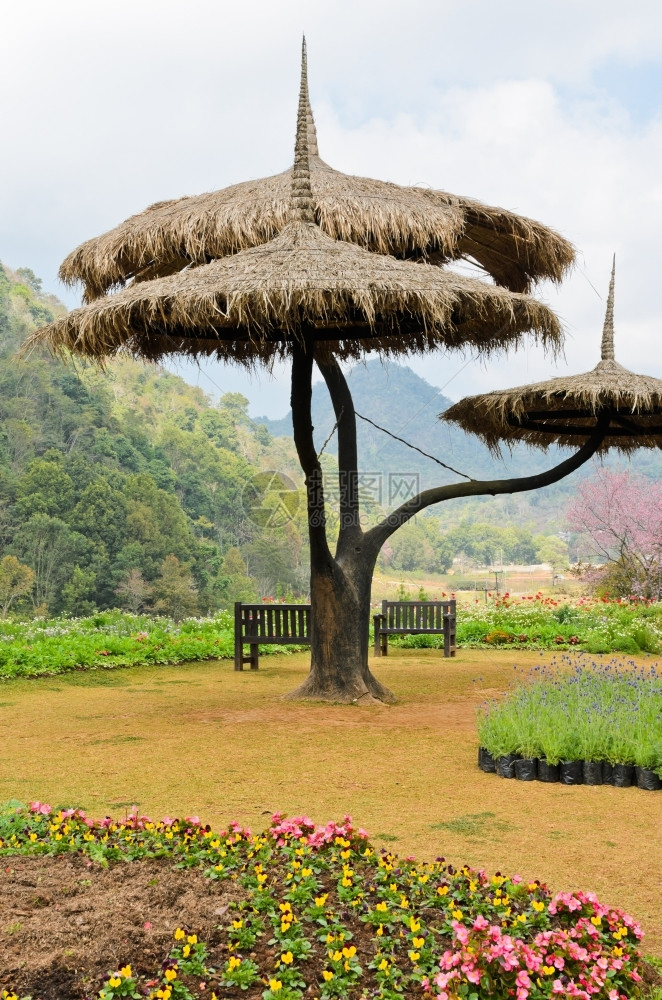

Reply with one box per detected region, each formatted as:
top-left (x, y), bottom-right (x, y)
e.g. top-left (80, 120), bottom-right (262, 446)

top-left (382, 599), bottom-right (455, 631)
top-left (235, 603), bottom-right (311, 642)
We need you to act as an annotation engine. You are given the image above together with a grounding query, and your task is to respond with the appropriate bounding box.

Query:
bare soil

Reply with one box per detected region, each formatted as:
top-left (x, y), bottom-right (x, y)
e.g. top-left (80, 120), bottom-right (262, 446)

top-left (1, 854), bottom-right (243, 999)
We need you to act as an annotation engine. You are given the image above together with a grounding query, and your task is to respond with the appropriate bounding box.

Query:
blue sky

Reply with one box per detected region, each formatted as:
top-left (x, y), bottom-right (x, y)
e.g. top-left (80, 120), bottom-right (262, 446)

top-left (1, 0), bottom-right (661, 417)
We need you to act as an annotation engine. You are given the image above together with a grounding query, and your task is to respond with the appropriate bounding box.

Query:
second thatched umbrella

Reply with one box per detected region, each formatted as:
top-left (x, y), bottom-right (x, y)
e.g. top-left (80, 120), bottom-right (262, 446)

top-left (442, 260), bottom-right (662, 454)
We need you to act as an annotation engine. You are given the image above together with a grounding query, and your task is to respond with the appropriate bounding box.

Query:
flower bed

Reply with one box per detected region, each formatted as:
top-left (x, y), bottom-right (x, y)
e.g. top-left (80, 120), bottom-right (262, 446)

top-left (0, 802), bottom-right (652, 1000)
top-left (477, 658), bottom-right (662, 786)
top-left (392, 594), bottom-right (662, 653)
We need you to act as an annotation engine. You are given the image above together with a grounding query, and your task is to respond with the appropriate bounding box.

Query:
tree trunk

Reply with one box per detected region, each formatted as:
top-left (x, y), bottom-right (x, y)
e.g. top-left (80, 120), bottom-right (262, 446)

top-left (286, 341), bottom-right (394, 703)
top-left (286, 546), bottom-right (395, 703)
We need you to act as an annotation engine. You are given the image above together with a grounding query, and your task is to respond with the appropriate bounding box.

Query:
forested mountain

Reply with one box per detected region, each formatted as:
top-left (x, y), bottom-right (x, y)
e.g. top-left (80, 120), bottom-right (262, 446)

top-left (257, 358), bottom-right (662, 533)
top-left (0, 262), bottom-right (309, 616)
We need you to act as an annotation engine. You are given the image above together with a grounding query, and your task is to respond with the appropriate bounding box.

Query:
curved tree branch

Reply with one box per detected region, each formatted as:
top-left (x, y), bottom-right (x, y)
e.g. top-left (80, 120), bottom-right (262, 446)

top-left (365, 418), bottom-right (609, 558)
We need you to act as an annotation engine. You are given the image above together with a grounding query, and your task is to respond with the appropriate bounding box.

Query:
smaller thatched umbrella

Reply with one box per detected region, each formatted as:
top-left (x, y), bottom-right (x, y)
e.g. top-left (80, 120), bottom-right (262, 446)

top-left (441, 259), bottom-right (662, 454)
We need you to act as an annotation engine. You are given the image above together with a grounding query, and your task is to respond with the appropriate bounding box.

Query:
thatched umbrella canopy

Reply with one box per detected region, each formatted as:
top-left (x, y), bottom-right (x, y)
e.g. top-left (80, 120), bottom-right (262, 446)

top-left (28, 63), bottom-right (564, 369)
top-left (442, 259), bottom-right (662, 454)
top-left (59, 40), bottom-right (574, 303)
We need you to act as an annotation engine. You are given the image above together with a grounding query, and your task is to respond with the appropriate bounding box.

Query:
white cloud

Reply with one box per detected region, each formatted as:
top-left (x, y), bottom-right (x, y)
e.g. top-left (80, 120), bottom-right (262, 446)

top-left (1, 0), bottom-right (662, 416)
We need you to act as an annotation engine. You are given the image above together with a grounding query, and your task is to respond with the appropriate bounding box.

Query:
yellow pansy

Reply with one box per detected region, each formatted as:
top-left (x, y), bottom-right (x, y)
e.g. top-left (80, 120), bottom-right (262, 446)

top-left (322, 971), bottom-right (334, 981)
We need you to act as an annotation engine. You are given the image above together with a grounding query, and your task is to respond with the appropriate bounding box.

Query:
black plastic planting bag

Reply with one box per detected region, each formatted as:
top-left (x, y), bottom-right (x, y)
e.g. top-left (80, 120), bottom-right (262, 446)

top-left (478, 747), bottom-right (497, 773)
top-left (560, 760), bottom-right (584, 785)
top-left (537, 760), bottom-right (560, 783)
top-left (635, 766), bottom-right (662, 791)
top-left (496, 753), bottom-right (520, 778)
top-left (602, 761), bottom-right (614, 785)
top-left (514, 758), bottom-right (537, 781)
top-left (612, 763), bottom-right (634, 788)
top-left (583, 761), bottom-right (603, 785)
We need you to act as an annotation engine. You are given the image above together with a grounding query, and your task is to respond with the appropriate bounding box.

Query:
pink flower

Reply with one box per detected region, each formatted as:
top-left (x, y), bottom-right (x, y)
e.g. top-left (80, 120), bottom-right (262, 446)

top-left (28, 801), bottom-right (51, 815)
top-left (452, 922), bottom-right (469, 946)
top-left (473, 915), bottom-right (490, 931)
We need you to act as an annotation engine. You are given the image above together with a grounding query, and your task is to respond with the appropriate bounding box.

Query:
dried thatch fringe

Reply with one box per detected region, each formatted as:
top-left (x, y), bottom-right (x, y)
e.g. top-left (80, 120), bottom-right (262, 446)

top-left (442, 261), bottom-right (662, 455)
top-left (28, 221), bottom-right (563, 367)
top-left (58, 44), bottom-right (574, 302)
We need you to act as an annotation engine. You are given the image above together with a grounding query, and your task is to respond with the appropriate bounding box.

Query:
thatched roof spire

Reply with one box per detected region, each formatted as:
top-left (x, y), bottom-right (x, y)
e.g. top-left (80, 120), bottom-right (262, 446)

top-left (291, 37), bottom-right (315, 224)
top-left (601, 254), bottom-right (616, 361)
top-left (302, 37), bottom-right (319, 157)
top-left (57, 42), bottom-right (575, 302)
top-left (441, 260), bottom-right (662, 456)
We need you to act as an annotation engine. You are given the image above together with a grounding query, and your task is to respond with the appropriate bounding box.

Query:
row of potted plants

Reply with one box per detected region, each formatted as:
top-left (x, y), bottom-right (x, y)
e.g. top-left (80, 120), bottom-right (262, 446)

top-left (477, 748), bottom-right (662, 790)
top-left (476, 658), bottom-right (662, 783)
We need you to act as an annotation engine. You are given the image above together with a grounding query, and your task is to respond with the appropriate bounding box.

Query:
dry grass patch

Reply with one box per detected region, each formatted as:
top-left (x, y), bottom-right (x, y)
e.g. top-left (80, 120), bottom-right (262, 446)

top-left (0, 648), bottom-right (660, 957)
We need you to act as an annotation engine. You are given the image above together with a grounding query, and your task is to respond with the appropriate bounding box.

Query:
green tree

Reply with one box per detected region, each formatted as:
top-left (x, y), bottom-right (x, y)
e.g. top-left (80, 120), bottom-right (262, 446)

top-left (11, 514), bottom-right (90, 611)
top-left (16, 458), bottom-right (75, 519)
top-left (60, 565), bottom-right (97, 616)
top-left (0, 555), bottom-right (34, 616)
top-left (152, 555), bottom-right (198, 620)
top-left (219, 547), bottom-right (256, 604)
top-left (70, 478), bottom-right (128, 553)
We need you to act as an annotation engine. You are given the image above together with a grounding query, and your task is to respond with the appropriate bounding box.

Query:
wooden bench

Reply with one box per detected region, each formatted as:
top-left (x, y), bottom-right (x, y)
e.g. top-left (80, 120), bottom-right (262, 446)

top-left (234, 602), bottom-right (311, 670)
top-left (373, 599), bottom-right (456, 657)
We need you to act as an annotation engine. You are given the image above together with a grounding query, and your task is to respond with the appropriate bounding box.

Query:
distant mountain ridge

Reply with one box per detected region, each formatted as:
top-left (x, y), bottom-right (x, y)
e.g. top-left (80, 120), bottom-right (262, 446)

top-left (255, 359), bottom-right (662, 528)
top-left (256, 360), bottom-right (566, 487)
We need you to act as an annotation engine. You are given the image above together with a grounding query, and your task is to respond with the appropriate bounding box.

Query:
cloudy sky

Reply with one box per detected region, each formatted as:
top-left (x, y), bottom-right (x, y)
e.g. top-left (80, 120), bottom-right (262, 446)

top-left (1, 0), bottom-right (661, 417)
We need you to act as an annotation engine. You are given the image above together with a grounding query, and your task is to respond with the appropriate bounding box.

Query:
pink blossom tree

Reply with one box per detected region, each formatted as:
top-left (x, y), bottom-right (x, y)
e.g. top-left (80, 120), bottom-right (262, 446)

top-left (567, 468), bottom-right (662, 598)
